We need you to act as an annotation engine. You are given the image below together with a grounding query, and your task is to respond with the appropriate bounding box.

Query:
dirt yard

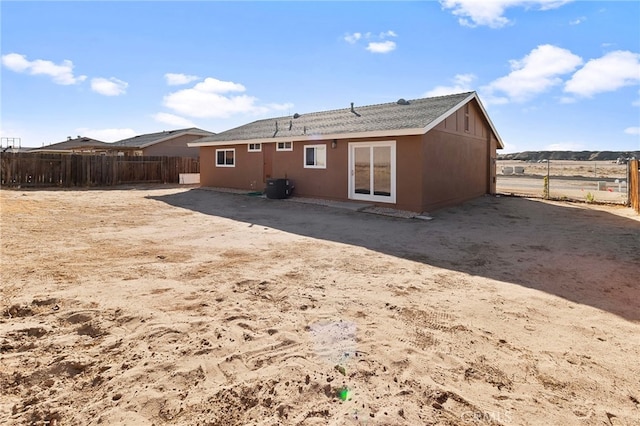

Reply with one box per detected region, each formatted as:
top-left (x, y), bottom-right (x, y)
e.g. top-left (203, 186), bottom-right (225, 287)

top-left (1, 186), bottom-right (639, 425)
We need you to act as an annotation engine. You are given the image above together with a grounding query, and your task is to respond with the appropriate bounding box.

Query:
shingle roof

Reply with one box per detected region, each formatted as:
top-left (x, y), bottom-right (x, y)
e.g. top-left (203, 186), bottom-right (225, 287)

top-left (189, 92), bottom-right (502, 148)
top-left (114, 127), bottom-right (213, 148)
top-left (34, 137), bottom-right (110, 150)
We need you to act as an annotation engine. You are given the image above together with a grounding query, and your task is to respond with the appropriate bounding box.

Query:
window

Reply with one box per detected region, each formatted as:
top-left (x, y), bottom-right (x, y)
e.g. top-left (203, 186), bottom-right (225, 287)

top-left (304, 144), bottom-right (326, 169)
top-left (276, 141), bottom-right (293, 151)
top-left (216, 149), bottom-right (235, 167)
top-left (248, 143), bottom-right (261, 152)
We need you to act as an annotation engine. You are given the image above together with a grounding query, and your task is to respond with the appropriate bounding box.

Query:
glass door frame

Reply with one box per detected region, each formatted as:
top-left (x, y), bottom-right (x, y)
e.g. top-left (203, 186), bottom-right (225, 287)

top-left (348, 141), bottom-right (396, 204)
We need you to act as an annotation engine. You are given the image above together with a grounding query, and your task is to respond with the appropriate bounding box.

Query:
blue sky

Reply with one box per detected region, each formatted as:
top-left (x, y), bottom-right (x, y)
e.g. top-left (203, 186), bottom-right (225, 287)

top-left (1, 1), bottom-right (639, 153)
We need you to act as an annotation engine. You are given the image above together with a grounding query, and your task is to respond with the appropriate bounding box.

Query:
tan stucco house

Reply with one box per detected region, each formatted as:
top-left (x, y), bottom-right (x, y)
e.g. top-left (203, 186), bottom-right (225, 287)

top-left (29, 137), bottom-right (115, 154)
top-left (114, 128), bottom-right (213, 158)
top-left (189, 92), bottom-right (504, 212)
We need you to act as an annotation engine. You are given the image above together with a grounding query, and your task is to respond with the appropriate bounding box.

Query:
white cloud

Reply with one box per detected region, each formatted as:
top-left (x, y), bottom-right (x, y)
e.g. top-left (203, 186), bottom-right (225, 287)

top-left (564, 50), bottom-right (640, 97)
top-left (91, 77), bottom-right (128, 96)
top-left (559, 96), bottom-right (577, 104)
top-left (440, 0), bottom-right (572, 28)
top-left (265, 102), bottom-right (295, 112)
top-left (345, 30), bottom-right (398, 53)
top-left (424, 73), bottom-right (476, 97)
top-left (165, 73), bottom-right (200, 86)
top-left (344, 32), bottom-right (362, 44)
top-left (366, 41), bottom-right (397, 54)
top-left (1, 52), bottom-right (87, 85)
top-left (193, 78), bottom-right (246, 93)
top-left (152, 112), bottom-right (196, 128)
top-left (482, 44), bottom-right (583, 102)
top-left (163, 77), bottom-right (292, 119)
top-left (2, 53), bottom-right (30, 72)
top-left (480, 95), bottom-right (510, 106)
top-left (164, 92), bottom-right (254, 119)
top-left (546, 141), bottom-right (586, 151)
top-left (569, 16), bottom-right (586, 25)
top-left (624, 127), bottom-right (640, 136)
top-left (75, 127), bottom-right (137, 142)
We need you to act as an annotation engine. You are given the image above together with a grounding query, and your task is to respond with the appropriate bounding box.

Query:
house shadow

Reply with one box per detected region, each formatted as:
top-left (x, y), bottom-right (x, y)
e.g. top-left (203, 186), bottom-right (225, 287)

top-left (148, 189), bottom-right (640, 322)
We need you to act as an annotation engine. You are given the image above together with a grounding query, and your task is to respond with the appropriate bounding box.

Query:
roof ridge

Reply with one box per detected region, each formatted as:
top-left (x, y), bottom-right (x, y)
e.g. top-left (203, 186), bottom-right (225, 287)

top-left (114, 127), bottom-right (213, 144)
top-left (249, 91), bottom-right (475, 123)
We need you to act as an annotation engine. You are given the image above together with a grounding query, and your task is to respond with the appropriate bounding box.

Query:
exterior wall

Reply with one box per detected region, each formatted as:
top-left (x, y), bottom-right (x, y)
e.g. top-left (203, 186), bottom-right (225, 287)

top-left (142, 134), bottom-right (203, 158)
top-left (199, 135), bottom-right (424, 211)
top-left (387, 135), bottom-right (423, 212)
top-left (201, 139), bottom-right (352, 198)
top-left (200, 144), bottom-right (264, 190)
top-left (421, 100), bottom-right (494, 211)
top-left (270, 140), bottom-right (345, 199)
top-left (198, 100), bottom-right (499, 213)
top-left (271, 135), bottom-right (423, 210)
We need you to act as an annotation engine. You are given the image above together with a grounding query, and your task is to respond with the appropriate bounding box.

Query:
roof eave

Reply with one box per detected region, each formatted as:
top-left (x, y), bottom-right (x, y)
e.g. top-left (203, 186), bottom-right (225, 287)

top-left (470, 93), bottom-right (505, 149)
top-left (417, 92), bottom-right (505, 150)
top-left (188, 127), bottom-right (427, 147)
top-left (29, 149), bottom-right (75, 153)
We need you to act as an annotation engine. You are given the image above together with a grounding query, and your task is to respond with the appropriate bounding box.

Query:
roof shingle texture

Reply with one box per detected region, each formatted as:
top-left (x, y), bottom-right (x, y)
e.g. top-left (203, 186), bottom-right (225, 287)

top-left (196, 92), bottom-right (473, 143)
top-left (38, 137), bottom-right (110, 150)
top-left (115, 127), bottom-right (213, 148)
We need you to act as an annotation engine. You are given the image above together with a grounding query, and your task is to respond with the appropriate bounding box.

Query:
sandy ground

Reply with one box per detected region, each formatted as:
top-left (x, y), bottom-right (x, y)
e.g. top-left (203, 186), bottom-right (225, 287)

top-left (1, 186), bottom-right (639, 426)
top-left (496, 176), bottom-right (629, 204)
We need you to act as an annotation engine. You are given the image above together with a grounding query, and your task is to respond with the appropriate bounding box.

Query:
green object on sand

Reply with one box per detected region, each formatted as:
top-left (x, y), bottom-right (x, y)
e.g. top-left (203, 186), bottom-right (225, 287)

top-left (338, 387), bottom-right (350, 401)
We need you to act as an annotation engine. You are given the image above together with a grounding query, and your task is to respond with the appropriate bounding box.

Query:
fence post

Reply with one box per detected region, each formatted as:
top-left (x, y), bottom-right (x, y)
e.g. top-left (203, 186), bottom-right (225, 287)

top-left (628, 159), bottom-right (639, 214)
top-left (628, 161), bottom-right (631, 207)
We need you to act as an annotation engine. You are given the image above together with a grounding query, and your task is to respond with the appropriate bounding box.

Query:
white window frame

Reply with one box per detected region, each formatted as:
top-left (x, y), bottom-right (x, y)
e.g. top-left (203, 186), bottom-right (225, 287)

top-left (303, 144), bottom-right (327, 169)
top-left (248, 143), bottom-right (262, 152)
top-left (215, 148), bottom-right (235, 167)
top-left (276, 141), bottom-right (293, 151)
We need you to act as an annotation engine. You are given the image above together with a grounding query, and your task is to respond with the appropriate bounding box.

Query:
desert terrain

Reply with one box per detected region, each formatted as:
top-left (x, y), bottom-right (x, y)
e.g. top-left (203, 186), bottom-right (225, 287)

top-left (1, 186), bottom-right (639, 425)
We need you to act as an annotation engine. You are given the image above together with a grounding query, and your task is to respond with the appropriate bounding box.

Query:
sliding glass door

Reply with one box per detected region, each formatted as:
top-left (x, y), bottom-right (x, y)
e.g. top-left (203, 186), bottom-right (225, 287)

top-left (349, 141), bottom-right (396, 203)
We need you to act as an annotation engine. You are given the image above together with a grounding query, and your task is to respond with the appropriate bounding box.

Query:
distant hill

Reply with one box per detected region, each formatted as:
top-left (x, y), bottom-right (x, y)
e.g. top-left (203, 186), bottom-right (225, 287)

top-left (498, 151), bottom-right (640, 161)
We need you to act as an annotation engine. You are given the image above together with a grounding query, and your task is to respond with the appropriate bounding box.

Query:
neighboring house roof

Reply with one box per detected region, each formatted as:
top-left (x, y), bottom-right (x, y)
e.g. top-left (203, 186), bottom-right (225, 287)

top-left (31, 137), bottom-right (112, 151)
top-left (2, 147), bottom-right (32, 153)
top-left (189, 92), bottom-right (504, 149)
top-left (114, 127), bottom-right (214, 149)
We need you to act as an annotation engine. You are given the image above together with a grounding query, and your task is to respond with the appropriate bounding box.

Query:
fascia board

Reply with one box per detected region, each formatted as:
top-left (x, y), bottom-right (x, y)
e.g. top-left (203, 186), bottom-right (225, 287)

top-left (187, 127), bottom-right (426, 147)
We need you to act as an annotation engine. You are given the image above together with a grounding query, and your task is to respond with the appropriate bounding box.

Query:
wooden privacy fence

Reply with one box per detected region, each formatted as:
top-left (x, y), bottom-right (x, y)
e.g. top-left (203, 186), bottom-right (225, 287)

top-left (630, 159), bottom-right (640, 214)
top-left (0, 153), bottom-right (199, 188)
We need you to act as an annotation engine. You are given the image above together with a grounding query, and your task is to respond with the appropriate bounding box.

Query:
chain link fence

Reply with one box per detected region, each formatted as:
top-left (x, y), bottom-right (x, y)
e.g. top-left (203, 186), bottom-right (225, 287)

top-left (496, 160), bottom-right (630, 205)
